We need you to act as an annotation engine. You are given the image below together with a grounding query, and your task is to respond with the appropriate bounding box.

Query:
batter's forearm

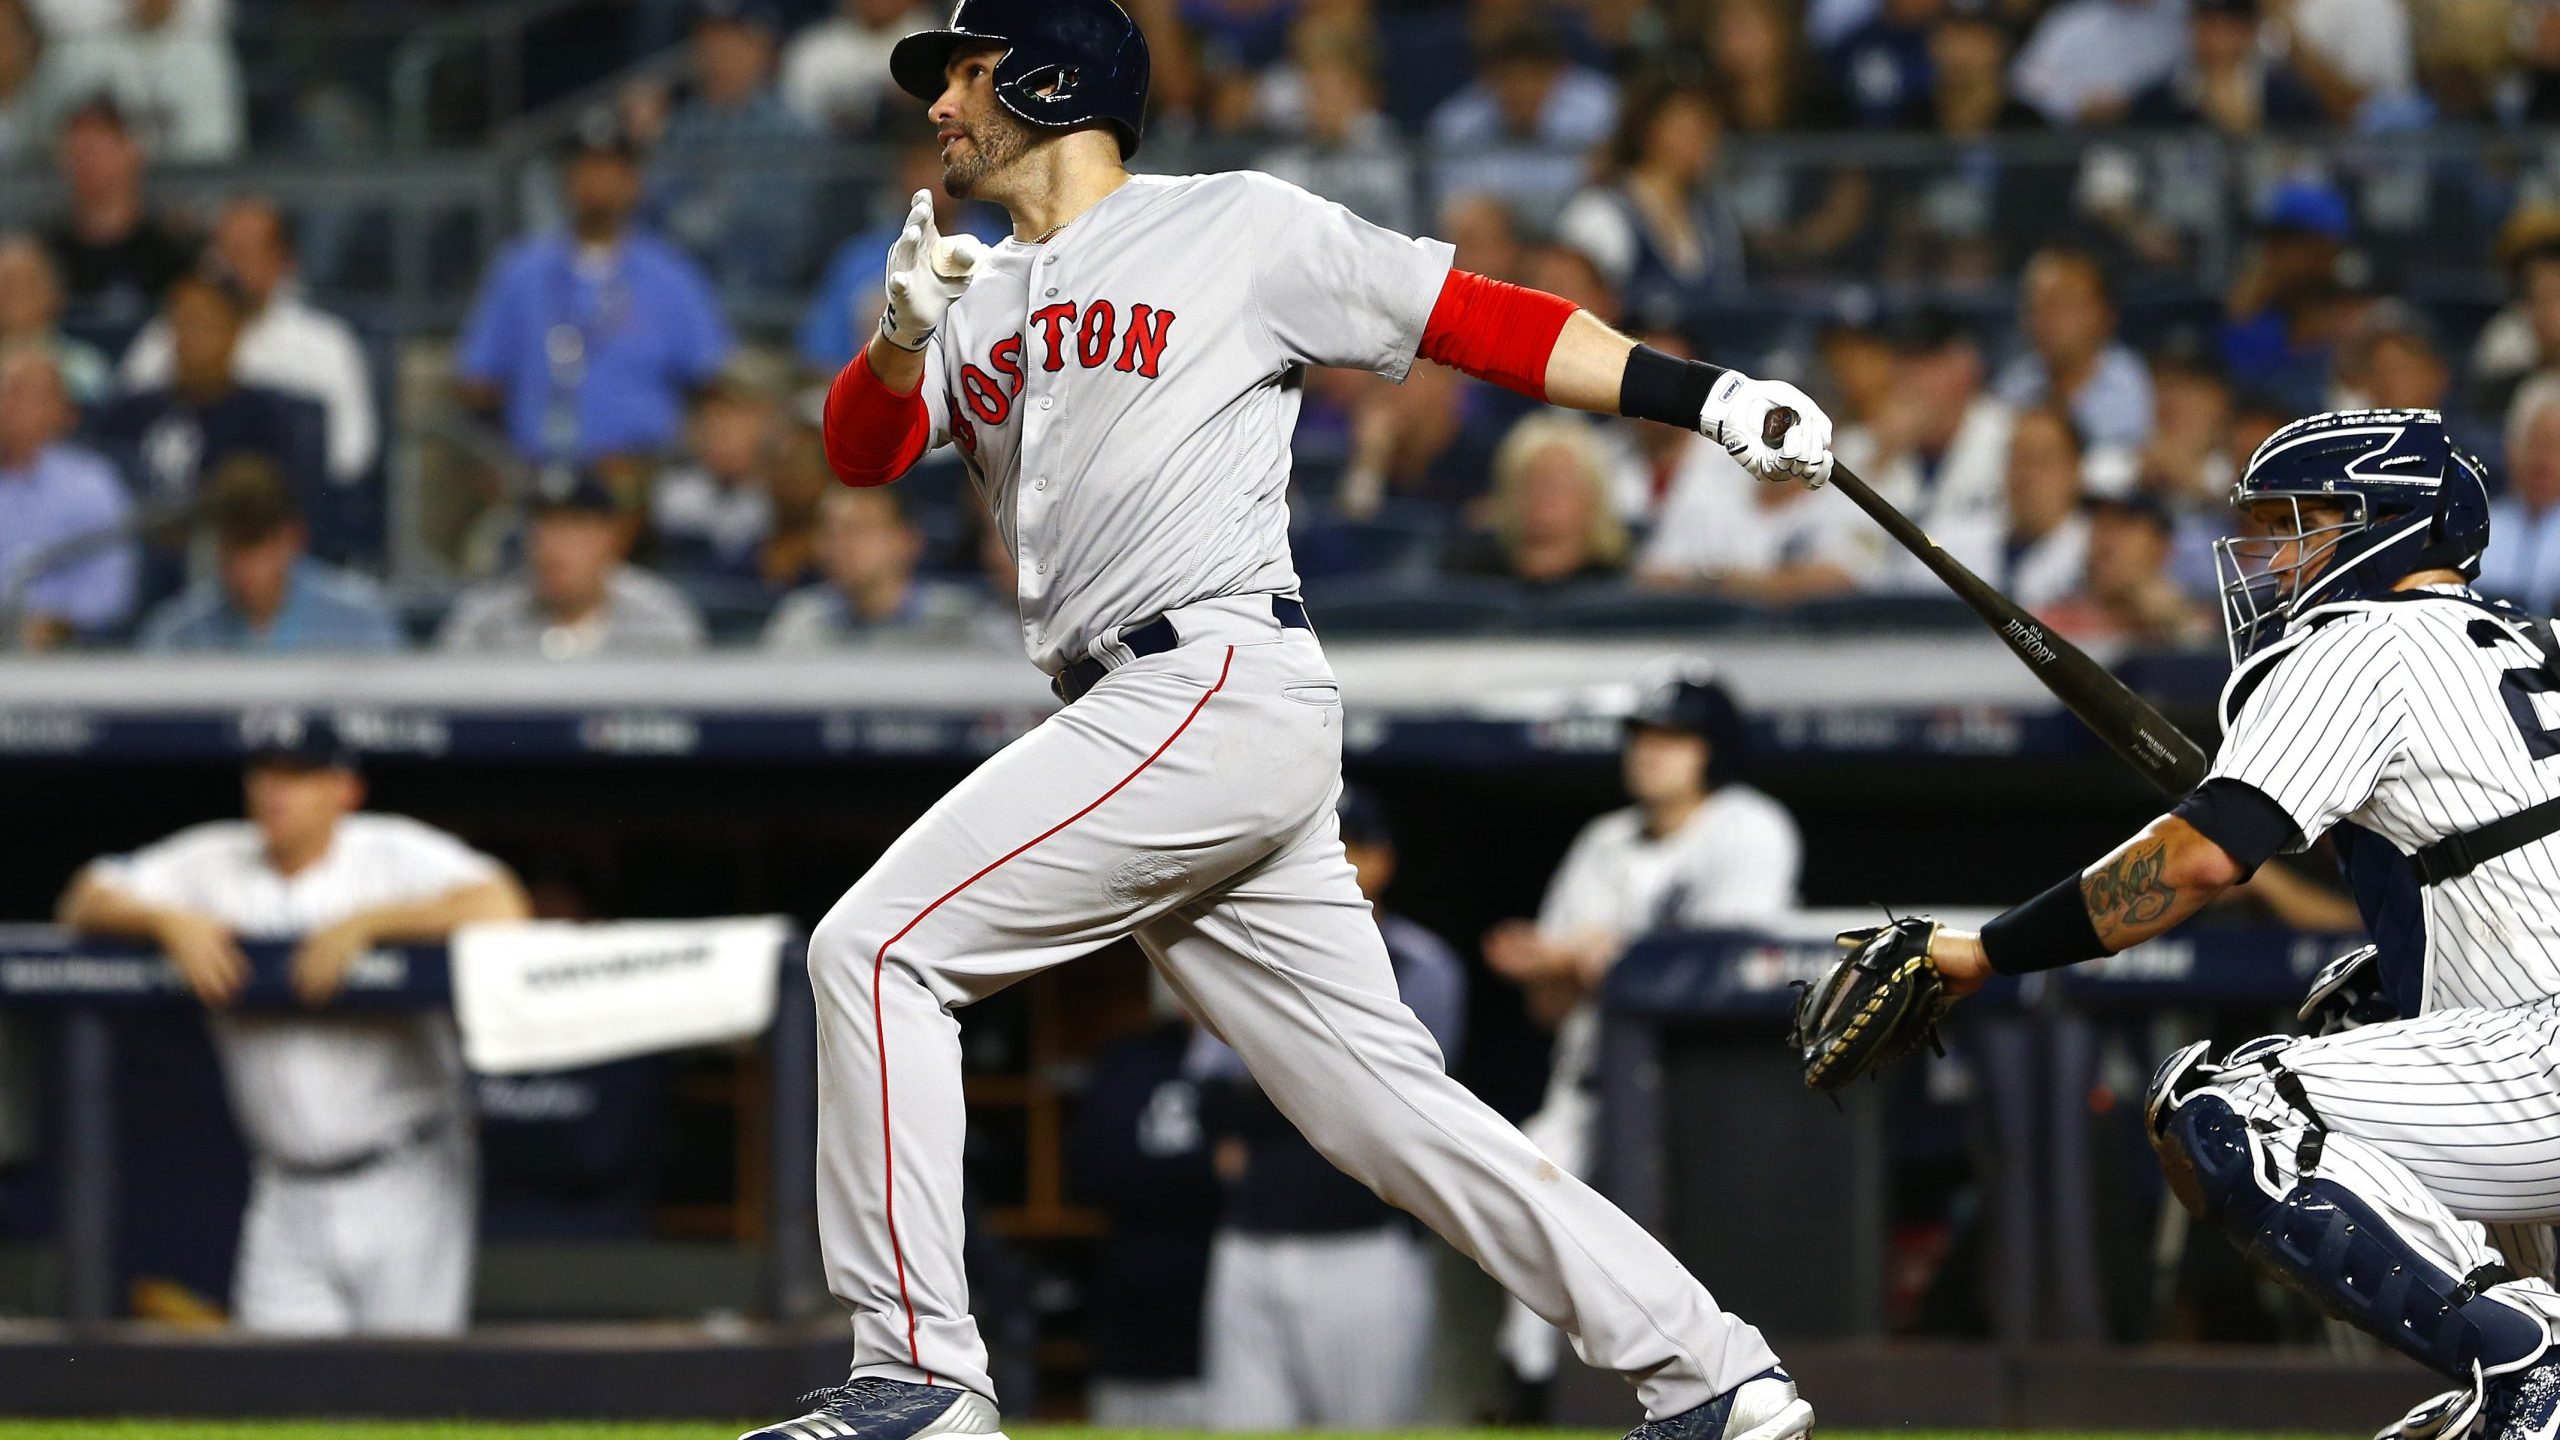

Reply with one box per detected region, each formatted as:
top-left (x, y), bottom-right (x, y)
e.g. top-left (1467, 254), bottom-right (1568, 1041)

top-left (1541, 311), bottom-right (1641, 415)
top-left (865, 334), bottom-right (926, 395)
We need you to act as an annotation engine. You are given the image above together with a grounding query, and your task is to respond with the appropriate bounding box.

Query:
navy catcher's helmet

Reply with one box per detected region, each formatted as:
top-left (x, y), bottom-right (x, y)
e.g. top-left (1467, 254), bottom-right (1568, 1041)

top-left (890, 0), bottom-right (1151, 159)
top-left (1626, 661), bottom-right (1748, 786)
top-left (2216, 407), bottom-right (2492, 663)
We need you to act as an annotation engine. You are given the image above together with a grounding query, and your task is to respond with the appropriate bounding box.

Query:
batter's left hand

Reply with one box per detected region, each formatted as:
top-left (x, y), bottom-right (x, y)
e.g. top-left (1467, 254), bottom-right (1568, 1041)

top-left (1699, 374), bottom-right (1834, 488)
top-left (291, 918), bottom-right (376, 1007)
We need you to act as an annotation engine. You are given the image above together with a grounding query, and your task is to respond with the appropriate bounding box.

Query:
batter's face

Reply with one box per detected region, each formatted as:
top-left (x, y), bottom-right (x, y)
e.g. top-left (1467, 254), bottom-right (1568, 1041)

top-left (932, 45), bottom-right (1037, 200)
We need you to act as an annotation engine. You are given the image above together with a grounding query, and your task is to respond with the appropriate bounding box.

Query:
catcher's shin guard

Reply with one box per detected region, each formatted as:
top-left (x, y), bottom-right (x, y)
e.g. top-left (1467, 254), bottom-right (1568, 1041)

top-left (2146, 1041), bottom-right (2551, 1382)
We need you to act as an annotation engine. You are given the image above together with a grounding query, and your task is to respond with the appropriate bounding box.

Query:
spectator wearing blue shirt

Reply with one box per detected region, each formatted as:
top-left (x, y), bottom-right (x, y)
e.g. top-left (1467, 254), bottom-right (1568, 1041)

top-left (650, 0), bottom-right (819, 294)
top-left (2482, 376), bottom-right (2560, 617)
top-left (1993, 246), bottom-right (2155, 453)
top-left (0, 346), bottom-right (133, 649)
top-left (2220, 180), bottom-right (2353, 417)
top-left (1427, 20), bottom-right (1618, 208)
top-left (454, 121), bottom-right (732, 466)
top-left (138, 456), bottom-right (401, 653)
top-left (798, 140), bottom-right (1004, 375)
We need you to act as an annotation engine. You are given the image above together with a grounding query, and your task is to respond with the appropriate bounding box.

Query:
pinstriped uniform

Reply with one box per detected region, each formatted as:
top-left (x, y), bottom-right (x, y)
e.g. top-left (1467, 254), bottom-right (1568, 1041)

top-left (2195, 587), bottom-right (2560, 1308)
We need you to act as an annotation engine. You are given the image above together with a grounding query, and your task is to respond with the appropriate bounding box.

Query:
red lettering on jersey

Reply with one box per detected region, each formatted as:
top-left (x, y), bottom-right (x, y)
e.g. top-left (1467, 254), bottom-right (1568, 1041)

top-left (1115, 305), bottom-right (1177, 378)
top-left (947, 390), bottom-right (978, 455)
top-left (1032, 304), bottom-right (1077, 372)
top-left (991, 334), bottom-right (1025, 396)
top-left (1077, 301), bottom-right (1117, 369)
top-left (960, 364), bottom-right (1008, 425)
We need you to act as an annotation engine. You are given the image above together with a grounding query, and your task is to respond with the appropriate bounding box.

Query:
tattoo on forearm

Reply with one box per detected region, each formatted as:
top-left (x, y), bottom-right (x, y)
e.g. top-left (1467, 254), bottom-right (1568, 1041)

top-left (2082, 839), bottom-right (2177, 937)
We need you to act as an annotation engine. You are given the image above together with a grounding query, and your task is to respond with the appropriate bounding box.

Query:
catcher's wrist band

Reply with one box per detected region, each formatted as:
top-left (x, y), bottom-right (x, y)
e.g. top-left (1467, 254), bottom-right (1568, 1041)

top-left (1620, 347), bottom-right (1729, 429)
top-left (1980, 873), bottom-right (2108, 975)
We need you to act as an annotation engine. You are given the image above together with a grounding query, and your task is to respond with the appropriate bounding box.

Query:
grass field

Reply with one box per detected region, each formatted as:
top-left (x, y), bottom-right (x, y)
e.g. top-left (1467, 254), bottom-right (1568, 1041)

top-left (0, 1428), bottom-right (2348, 1440)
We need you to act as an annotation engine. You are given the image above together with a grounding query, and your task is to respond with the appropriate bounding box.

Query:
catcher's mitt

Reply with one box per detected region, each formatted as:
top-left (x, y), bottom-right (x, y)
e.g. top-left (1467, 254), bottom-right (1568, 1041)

top-left (1789, 915), bottom-right (1952, 1092)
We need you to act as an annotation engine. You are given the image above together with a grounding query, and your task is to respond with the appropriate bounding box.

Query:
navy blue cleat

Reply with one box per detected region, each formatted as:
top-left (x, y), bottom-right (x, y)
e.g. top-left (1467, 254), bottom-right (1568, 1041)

top-left (738, 1376), bottom-right (1006, 1440)
top-left (1624, 1366), bottom-right (1815, 1440)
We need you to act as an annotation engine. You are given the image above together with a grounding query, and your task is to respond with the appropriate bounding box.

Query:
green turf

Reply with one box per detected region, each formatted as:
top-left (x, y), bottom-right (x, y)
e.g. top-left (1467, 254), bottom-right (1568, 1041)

top-left (0, 1427), bottom-right (2350, 1440)
top-left (0, 1414), bottom-right (2344, 1424)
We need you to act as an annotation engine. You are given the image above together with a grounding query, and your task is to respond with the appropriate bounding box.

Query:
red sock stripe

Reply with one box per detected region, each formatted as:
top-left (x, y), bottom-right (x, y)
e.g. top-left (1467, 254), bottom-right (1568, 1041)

top-left (866, 646), bottom-right (1237, 1376)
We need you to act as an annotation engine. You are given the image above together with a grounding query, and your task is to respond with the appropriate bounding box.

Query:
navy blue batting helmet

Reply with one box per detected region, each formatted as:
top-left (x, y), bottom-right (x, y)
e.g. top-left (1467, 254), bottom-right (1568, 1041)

top-left (2215, 407), bottom-right (2491, 662)
top-left (1625, 661), bottom-right (1747, 785)
top-left (890, 0), bottom-right (1151, 159)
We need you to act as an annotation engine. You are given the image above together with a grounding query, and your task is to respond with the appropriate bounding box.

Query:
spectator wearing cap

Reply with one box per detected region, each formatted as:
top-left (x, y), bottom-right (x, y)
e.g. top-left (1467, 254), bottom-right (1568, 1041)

top-left (0, 231), bottom-right (112, 403)
top-left (650, 0), bottom-right (817, 294)
top-left (438, 468), bottom-right (706, 658)
top-left (1994, 246), bottom-right (2155, 452)
top-left (2011, 0), bottom-right (2188, 124)
top-left (1487, 664), bottom-right (1799, 1394)
top-left (0, 344), bottom-right (132, 648)
top-left (780, 0), bottom-right (936, 136)
top-left (1445, 415), bottom-right (1631, 591)
top-left (1825, 0), bottom-right (1943, 127)
top-left (797, 142), bottom-right (1004, 375)
top-left (30, 0), bottom-right (242, 161)
top-left (121, 197), bottom-right (377, 485)
top-left (0, 0), bottom-right (39, 168)
top-left (39, 95), bottom-right (197, 327)
top-left (651, 380), bottom-right (777, 576)
top-left (2128, 0), bottom-right (2323, 131)
top-left (1998, 403), bottom-right (2091, 609)
top-left (137, 455), bottom-right (400, 653)
top-left (2480, 375), bottom-right (2560, 617)
top-left (1553, 77), bottom-right (1745, 334)
top-left (1426, 19), bottom-right (1618, 207)
top-left (88, 268), bottom-right (326, 504)
top-left (2221, 180), bottom-right (2355, 416)
top-left (762, 486), bottom-right (981, 651)
top-left (57, 714), bottom-right (531, 1335)
top-left (1831, 309), bottom-right (2013, 585)
top-left (1190, 786), bottom-right (1465, 1430)
top-left (2045, 492), bottom-right (2211, 646)
top-left (453, 122), bottom-right (732, 467)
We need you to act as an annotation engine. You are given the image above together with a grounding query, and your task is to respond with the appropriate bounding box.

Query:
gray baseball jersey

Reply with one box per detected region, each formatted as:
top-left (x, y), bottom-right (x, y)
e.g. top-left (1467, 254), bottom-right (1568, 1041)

top-left (91, 813), bottom-right (499, 1333)
top-left (802, 168), bottom-right (1789, 1425)
top-left (917, 172), bottom-right (1453, 674)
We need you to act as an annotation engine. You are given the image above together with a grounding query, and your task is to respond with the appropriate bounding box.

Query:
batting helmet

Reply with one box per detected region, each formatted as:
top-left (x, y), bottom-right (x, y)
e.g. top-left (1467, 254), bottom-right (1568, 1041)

top-left (890, 0), bottom-right (1152, 159)
top-left (1625, 662), bottom-right (1748, 786)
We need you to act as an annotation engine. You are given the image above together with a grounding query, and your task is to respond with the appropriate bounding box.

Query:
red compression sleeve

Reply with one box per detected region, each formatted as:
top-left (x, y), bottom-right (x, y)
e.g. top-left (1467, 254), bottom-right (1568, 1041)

top-left (822, 349), bottom-right (931, 488)
top-left (1417, 268), bottom-right (1579, 402)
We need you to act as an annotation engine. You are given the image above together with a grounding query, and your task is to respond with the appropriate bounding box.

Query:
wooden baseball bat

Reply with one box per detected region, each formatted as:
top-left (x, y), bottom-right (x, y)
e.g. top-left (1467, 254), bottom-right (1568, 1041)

top-left (1763, 408), bottom-right (2210, 796)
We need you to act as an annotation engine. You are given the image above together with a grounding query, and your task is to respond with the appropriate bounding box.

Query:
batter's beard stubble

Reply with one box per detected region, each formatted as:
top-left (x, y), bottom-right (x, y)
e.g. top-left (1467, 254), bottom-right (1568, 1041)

top-left (942, 114), bottom-right (1035, 199)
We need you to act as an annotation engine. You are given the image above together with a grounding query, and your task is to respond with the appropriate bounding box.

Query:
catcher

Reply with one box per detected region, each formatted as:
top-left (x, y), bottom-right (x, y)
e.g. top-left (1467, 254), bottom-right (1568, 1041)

top-left (1793, 409), bottom-right (2560, 1440)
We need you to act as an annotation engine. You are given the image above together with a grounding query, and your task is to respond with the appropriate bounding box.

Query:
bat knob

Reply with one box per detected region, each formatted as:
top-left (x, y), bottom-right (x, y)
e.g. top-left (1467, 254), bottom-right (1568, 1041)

top-left (1763, 406), bottom-right (1799, 449)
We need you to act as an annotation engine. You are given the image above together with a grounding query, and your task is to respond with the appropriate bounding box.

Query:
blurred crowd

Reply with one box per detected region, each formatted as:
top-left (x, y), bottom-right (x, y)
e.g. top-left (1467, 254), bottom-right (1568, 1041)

top-left (11, 0), bottom-right (2560, 659)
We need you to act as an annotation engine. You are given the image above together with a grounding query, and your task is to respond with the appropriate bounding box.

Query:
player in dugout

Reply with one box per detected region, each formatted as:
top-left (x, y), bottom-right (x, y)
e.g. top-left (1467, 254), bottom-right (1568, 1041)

top-left (57, 713), bottom-right (530, 1335)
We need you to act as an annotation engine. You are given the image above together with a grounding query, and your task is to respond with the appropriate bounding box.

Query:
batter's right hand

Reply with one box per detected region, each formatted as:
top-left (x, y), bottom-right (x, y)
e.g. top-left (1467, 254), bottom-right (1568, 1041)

top-left (155, 910), bottom-right (249, 1008)
top-left (879, 189), bottom-right (985, 353)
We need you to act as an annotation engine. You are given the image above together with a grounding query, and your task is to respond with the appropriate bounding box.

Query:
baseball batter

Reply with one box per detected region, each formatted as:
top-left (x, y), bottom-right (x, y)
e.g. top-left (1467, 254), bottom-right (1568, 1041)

top-left (752, 3), bottom-right (1837, 1438)
top-left (1905, 410), bottom-right (2560, 1440)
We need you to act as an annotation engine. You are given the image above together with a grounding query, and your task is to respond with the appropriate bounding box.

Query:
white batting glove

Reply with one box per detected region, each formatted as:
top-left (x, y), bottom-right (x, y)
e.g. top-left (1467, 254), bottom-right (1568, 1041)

top-left (879, 189), bottom-right (986, 353)
top-left (1698, 372), bottom-right (1836, 488)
